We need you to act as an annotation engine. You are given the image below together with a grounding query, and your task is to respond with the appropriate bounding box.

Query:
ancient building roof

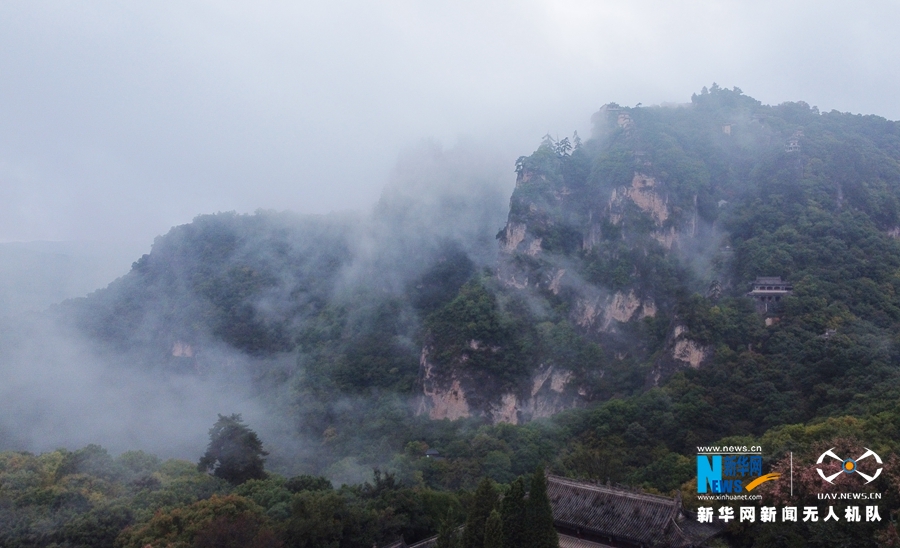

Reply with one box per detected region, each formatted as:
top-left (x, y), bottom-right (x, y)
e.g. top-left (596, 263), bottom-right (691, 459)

top-left (747, 278), bottom-right (793, 315)
top-left (547, 475), bottom-right (720, 548)
top-left (753, 276), bottom-right (786, 285)
top-left (406, 539), bottom-right (435, 548)
top-left (748, 277), bottom-right (792, 294)
top-left (558, 533), bottom-right (615, 548)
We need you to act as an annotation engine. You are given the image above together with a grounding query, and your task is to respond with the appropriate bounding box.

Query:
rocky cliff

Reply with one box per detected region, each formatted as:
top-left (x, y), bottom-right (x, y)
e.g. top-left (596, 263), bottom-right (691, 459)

top-left (417, 98), bottom-right (742, 422)
top-left (417, 344), bottom-right (580, 424)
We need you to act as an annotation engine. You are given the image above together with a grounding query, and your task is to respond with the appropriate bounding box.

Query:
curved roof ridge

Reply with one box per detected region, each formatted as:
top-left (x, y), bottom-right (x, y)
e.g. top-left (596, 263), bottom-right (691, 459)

top-left (548, 474), bottom-right (678, 503)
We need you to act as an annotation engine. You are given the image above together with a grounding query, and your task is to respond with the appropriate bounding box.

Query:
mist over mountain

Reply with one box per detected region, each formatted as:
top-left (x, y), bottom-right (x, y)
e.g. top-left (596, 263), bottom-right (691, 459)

top-left (4, 87), bottom-right (900, 546)
top-left (0, 140), bottom-right (511, 464)
top-left (9, 86), bottom-right (900, 456)
top-left (0, 240), bottom-right (143, 317)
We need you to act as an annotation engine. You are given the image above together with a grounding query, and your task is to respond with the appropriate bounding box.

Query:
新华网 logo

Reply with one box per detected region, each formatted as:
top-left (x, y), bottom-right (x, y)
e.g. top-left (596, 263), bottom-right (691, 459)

top-left (697, 452), bottom-right (779, 493)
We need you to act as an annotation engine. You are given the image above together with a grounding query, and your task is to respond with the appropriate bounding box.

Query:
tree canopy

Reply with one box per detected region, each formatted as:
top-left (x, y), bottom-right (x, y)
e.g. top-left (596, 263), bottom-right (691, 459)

top-left (198, 414), bottom-right (268, 485)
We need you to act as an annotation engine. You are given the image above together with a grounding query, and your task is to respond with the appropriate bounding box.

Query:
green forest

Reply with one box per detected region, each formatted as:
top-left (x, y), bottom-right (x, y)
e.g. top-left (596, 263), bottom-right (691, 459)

top-left (4, 86), bottom-right (900, 546)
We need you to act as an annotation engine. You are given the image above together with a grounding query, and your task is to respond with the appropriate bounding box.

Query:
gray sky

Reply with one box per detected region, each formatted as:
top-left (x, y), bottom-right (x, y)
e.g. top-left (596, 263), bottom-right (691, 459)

top-left (2, 0), bottom-right (898, 245)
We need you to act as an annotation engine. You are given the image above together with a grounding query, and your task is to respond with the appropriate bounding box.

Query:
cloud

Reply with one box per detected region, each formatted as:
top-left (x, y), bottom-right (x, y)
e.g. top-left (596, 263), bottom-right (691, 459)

top-left (0, 1), bottom-right (897, 245)
top-left (0, 138), bottom-right (513, 477)
top-left (0, 314), bottom-right (266, 459)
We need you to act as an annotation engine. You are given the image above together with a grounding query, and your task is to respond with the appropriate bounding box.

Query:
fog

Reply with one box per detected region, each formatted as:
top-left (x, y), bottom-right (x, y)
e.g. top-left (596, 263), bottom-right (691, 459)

top-left (1, 1), bottom-right (898, 245)
top-left (0, 241), bottom-right (144, 316)
top-left (1, 0), bottom-right (899, 473)
top-left (0, 315), bottom-right (267, 459)
top-left (0, 140), bottom-right (510, 478)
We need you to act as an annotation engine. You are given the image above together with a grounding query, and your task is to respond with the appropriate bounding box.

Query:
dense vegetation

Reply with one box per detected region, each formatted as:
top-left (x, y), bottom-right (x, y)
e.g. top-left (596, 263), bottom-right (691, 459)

top-left (4, 408), bottom-right (900, 546)
top-left (4, 86), bottom-right (900, 545)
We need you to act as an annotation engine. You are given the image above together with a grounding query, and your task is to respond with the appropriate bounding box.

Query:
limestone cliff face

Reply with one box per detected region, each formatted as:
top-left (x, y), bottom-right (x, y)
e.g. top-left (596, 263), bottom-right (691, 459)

top-left (498, 161), bottom-right (682, 345)
top-left (608, 173), bottom-right (669, 226)
top-left (573, 290), bottom-right (657, 333)
top-left (417, 345), bottom-right (580, 424)
top-left (501, 223), bottom-right (528, 253)
top-left (600, 173), bottom-right (691, 251)
top-left (417, 347), bottom-right (471, 420)
top-left (420, 103), bottom-right (720, 423)
top-left (671, 325), bottom-right (709, 368)
top-left (649, 324), bottom-right (711, 386)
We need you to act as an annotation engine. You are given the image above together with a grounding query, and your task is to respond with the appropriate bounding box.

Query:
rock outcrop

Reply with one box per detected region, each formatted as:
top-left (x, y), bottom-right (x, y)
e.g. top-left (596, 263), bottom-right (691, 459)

top-left (608, 173), bottom-right (669, 227)
top-left (574, 291), bottom-right (656, 333)
top-left (649, 324), bottom-right (711, 386)
top-left (420, 103), bottom-right (719, 423)
top-left (671, 325), bottom-right (709, 369)
top-left (417, 345), bottom-right (579, 424)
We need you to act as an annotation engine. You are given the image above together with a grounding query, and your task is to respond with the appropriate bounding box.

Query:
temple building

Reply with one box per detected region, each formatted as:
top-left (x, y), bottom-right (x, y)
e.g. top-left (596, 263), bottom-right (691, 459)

top-left (785, 130), bottom-right (803, 153)
top-left (547, 476), bottom-right (721, 548)
top-left (747, 276), bottom-right (792, 313)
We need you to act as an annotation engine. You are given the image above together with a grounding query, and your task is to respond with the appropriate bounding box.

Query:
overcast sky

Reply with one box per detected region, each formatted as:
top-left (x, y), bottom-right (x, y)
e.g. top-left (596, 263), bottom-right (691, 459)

top-left (2, 0), bottom-right (898, 246)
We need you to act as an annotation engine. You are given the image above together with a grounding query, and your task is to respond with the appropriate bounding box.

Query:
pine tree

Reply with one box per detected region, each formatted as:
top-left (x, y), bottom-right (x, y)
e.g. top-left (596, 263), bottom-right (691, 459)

top-left (462, 478), bottom-right (498, 548)
top-left (515, 156), bottom-right (527, 174)
top-left (483, 510), bottom-right (504, 548)
top-left (500, 477), bottom-right (527, 548)
top-left (525, 468), bottom-right (558, 548)
top-left (197, 414), bottom-right (267, 485)
top-left (435, 508), bottom-right (459, 548)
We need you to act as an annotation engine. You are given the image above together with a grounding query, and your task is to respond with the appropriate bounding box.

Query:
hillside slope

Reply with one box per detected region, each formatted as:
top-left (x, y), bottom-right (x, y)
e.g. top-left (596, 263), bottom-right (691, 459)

top-left (5, 86), bottom-right (900, 548)
top-left (40, 86), bottom-right (900, 445)
top-left (420, 85), bottom-right (900, 427)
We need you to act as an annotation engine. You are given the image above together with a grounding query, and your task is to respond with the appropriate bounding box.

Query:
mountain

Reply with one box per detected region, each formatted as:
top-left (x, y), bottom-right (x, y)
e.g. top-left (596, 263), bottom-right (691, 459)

top-left (5, 86), bottom-right (900, 547)
top-left (51, 86), bottom-right (900, 438)
top-left (422, 85), bottom-right (900, 428)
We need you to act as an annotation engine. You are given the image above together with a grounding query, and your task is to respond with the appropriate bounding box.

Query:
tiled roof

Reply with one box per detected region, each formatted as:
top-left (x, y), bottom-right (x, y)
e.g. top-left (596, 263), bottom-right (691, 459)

top-left (558, 533), bottom-right (615, 548)
top-left (547, 476), bottom-right (719, 548)
top-left (407, 538), bottom-right (437, 548)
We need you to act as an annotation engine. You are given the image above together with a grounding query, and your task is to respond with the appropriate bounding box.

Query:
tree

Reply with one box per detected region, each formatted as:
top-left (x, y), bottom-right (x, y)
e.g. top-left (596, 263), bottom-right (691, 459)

top-left (462, 478), bottom-right (498, 548)
top-left (572, 131), bottom-right (582, 150)
top-left (515, 156), bottom-right (527, 174)
top-left (285, 474), bottom-right (333, 493)
top-left (525, 468), bottom-right (558, 548)
top-left (198, 414), bottom-right (268, 485)
top-left (500, 477), bottom-right (527, 548)
top-left (281, 490), bottom-right (352, 548)
top-left (435, 508), bottom-right (460, 548)
top-left (117, 494), bottom-right (278, 548)
top-left (483, 509), bottom-right (503, 548)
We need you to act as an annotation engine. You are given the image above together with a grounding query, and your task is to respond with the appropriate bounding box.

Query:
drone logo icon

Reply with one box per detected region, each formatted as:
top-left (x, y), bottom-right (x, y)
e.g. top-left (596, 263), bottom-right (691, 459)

top-left (816, 448), bottom-right (882, 484)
